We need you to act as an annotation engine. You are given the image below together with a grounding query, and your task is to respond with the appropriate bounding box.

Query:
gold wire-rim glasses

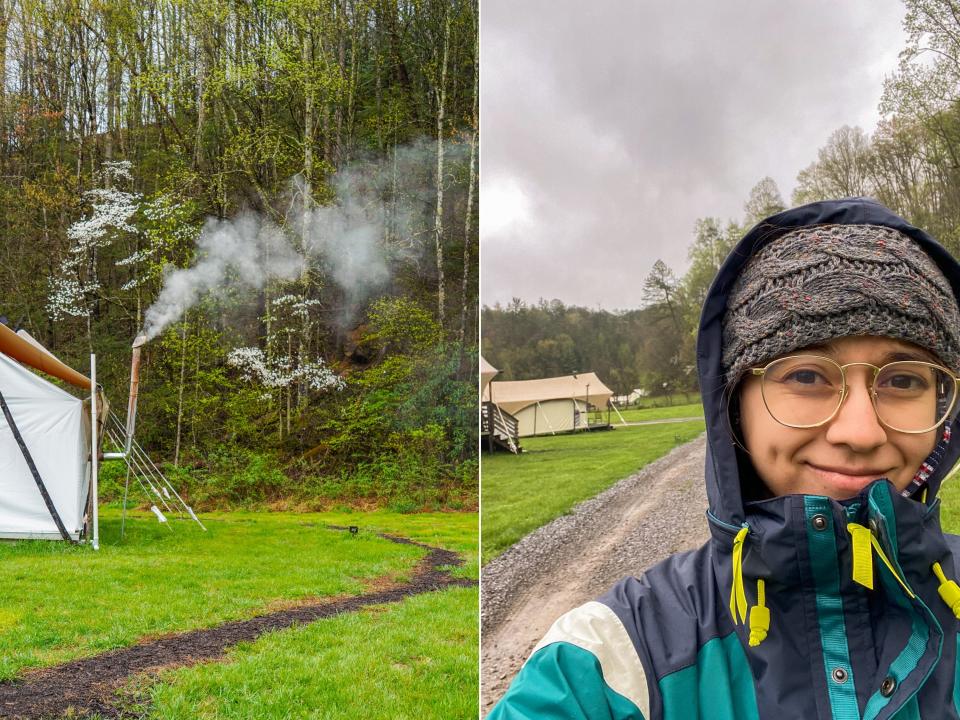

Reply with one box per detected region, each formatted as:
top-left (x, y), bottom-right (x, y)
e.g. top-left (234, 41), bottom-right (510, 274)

top-left (749, 355), bottom-right (960, 434)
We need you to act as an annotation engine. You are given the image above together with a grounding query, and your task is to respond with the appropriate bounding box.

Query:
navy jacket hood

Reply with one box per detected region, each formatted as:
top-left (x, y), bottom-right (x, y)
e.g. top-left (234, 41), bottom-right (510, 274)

top-left (697, 197), bottom-right (960, 527)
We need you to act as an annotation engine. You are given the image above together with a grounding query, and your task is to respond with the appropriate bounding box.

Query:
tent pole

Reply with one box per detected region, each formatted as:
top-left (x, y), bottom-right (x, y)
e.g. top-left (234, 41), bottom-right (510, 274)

top-left (610, 400), bottom-right (628, 426)
top-left (90, 354), bottom-right (99, 551)
top-left (586, 383), bottom-right (590, 431)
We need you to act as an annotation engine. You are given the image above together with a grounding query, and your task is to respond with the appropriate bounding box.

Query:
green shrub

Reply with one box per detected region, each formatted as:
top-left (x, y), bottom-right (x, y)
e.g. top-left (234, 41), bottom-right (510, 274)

top-left (96, 459), bottom-right (129, 501)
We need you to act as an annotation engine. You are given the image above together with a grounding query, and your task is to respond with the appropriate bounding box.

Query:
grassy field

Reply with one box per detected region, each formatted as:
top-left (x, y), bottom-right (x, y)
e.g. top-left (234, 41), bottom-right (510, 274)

top-left (0, 507), bottom-right (477, 716)
top-left (481, 421), bottom-right (705, 563)
top-left (627, 391), bottom-right (699, 409)
top-left (936, 471), bottom-right (960, 533)
top-left (122, 587), bottom-right (477, 719)
top-left (615, 402), bottom-right (704, 423)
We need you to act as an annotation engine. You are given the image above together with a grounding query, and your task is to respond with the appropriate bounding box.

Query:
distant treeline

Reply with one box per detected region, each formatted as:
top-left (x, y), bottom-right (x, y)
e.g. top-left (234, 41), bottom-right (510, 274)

top-left (482, 301), bottom-right (685, 398)
top-left (485, 1), bottom-right (960, 401)
top-left (0, 0), bottom-right (478, 510)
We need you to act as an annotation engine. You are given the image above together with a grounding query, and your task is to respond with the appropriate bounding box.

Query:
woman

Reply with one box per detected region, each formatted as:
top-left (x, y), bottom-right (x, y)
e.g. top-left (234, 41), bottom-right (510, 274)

top-left (488, 198), bottom-right (960, 719)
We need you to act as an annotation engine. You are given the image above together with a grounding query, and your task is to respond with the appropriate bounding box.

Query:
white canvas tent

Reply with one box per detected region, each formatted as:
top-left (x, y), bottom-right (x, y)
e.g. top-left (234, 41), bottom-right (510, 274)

top-left (0, 323), bottom-right (203, 545)
top-left (0, 323), bottom-right (99, 541)
top-left (0, 351), bottom-right (91, 539)
top-left (483, 372), bottom-right (614, 437)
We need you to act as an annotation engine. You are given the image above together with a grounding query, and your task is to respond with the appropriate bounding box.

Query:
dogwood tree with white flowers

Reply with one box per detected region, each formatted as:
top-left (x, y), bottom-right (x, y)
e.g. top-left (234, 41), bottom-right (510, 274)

top-left (47, 162), bottom-right (199, 335)
top-left (227, 288), bottom-right (344, 436)
top-left (47, 161), bottom-right (142, 322)
top-left (226, 345), bottom-right (344, 404)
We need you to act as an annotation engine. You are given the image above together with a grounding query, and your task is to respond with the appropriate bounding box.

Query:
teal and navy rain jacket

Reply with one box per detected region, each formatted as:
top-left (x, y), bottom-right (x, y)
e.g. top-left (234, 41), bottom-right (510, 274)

top-left (489, 198), bottom-right (960, 719)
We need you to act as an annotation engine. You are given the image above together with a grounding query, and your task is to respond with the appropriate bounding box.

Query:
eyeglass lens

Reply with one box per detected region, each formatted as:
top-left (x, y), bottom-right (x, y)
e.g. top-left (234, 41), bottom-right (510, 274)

top-left (760, 356), bottom-right (956, 432)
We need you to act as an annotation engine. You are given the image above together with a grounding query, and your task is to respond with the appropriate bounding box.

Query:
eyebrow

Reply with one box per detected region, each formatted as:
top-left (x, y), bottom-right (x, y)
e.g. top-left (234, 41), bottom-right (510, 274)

top-left (800, 343), bottom-right (940, 364)
top-left (881, 350), bottom-right (939, 364)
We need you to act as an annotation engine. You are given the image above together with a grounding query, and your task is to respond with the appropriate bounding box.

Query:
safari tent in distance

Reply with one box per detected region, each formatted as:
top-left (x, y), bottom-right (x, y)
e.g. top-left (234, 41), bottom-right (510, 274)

top-left (481, 356), bottom-right (520, 453)
top-left (484, 372), bottom-right (614, 437)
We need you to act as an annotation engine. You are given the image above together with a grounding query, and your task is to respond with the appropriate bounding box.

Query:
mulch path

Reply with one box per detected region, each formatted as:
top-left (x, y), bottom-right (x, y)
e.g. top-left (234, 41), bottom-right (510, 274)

top-left (0, 527), bottom-right (476, 719)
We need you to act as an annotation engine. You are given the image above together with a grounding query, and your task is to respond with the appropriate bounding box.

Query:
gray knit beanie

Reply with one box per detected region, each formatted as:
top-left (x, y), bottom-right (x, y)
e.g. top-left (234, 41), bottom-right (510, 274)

top-left (722, 224), bottom-right (960, 383)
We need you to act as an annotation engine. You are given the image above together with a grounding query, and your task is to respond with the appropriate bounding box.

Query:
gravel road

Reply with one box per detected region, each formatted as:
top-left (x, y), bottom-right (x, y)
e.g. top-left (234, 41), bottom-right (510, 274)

top-left (480, 433), bottom-right (710, 714)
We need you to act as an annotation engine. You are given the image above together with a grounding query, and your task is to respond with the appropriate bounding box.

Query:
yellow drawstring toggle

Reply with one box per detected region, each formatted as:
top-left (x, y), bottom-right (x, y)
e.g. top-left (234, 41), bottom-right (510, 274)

top-left (748, 578), bottom-right (770, 647)
top-left (932, 562), bottom-right (960, 619)
top-left (848, 523), bottom-right (874, 590)
top-left (728, 526), bottom-right (770, 647)
top-left (846, 523), bottom-right (915, 599)
top-left (729, 527), bottom-right (748, 623)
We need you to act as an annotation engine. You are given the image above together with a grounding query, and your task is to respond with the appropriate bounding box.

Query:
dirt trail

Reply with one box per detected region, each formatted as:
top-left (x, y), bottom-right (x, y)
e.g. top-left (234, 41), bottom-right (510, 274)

top-left (481, 434), bottom-right (710, 714)
top-left (0, 529), bottom-right (475, 720)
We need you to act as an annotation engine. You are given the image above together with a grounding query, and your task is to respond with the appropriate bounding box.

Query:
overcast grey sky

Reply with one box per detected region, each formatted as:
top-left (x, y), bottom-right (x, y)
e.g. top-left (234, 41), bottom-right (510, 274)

top-left (480, 1), bottom-right (906, 309)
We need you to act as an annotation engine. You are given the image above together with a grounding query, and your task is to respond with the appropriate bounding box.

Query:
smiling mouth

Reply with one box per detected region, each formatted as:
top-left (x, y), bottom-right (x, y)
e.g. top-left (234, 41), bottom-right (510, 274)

top-left (805, 463), bottom-right (890, 492)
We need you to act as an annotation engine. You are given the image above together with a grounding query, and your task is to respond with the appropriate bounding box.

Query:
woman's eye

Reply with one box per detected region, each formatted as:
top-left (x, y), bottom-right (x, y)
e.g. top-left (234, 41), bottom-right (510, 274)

top-left (784, 369), bottom-right (825, 385)
top-left (879, 374), bottom-right (927, 391)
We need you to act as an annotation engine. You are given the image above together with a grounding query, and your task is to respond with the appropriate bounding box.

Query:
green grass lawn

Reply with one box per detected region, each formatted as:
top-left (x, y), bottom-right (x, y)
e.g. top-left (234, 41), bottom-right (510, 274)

top-left (103, 508), bottom-right (479, 720)
top-left (0, 507), bottom-right (477, 711)
top-left (122, 586), bottom-right (477, 719)
top-left (481, 422), bottom-right (705, 563)
top-left (628, 391), bottom-right (699, 409)
top-left (936, 471), bottom-right (960, 533)
top-left (615, 402), bottom-right (704, 423)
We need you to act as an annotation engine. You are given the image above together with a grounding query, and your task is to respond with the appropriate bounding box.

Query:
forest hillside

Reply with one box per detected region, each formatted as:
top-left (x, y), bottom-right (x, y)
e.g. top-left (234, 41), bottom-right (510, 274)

top-left (0, 0), bottom-right (478, 510)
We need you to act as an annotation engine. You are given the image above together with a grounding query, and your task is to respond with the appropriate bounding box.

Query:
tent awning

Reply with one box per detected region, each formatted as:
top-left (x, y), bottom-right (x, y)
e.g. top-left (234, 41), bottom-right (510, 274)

top-left (484, 372), bottom-right (614, 415)
top-left (0, 324), bottom-right (90, 390)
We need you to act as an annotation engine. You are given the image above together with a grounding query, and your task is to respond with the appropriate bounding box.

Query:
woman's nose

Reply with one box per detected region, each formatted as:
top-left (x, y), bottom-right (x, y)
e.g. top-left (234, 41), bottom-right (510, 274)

top-left (823, 378), bottom-right (888, 450)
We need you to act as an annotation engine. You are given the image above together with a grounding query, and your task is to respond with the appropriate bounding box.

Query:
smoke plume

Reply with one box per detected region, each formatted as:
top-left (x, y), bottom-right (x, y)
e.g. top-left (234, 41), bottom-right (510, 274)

top-left (142, 137), bottom-right (470, 340)
top-left (143, 213), bottom-right (303, 339)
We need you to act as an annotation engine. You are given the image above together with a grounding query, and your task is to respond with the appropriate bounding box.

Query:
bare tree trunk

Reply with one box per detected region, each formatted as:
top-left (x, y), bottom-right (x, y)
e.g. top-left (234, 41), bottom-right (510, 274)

top-left (278, 395), bottom-right (284, 441)
top-left (335, 0), bottom-right (346, 163)
top-left (105, 14), bottom-right (117, 167)
top-left (433, 4), bottom-right (450, 329)
top-left (191, 338), bottom-right (201, 447)
top-left (345, 2), bottom-right (359, 157)
top-left (194, 31), bottom-right (209, 169)
top-left (374, 3), bottom-right (383, 152)
top-left (0, 0), bottom-right (9, 158)
top-left (460, 11), bottom-right (478, 345)
top-left (300, 24), bottom-right (316, 407)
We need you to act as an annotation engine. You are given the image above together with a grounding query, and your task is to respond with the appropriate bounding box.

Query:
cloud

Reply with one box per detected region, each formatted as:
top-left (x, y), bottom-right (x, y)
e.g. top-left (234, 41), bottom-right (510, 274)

top-left (480, 0), bottom-right (905, 308)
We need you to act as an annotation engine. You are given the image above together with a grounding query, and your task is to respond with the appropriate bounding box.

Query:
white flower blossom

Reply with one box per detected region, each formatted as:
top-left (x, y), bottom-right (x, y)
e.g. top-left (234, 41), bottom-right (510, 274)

top-left (116, 247), bottom-right (156, 267)
top-left (66, 187), bottom-right (141, 245)
top-left (271, 293), bottom-right (323, 320)
top-left (101, 160), bottom-right (134, 183)
top-left (47, 163), bottom-right (143, 321)
top-left (226, 346), bottom-right (345, 393)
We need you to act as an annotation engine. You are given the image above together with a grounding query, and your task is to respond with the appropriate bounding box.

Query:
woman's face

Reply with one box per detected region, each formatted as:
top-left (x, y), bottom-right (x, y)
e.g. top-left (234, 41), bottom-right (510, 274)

top-left (738, 335), bottom-right (942, 499)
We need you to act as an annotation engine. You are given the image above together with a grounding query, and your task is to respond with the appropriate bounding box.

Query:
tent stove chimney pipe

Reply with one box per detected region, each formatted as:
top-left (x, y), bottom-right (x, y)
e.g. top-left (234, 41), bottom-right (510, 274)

top-left (125, 333), bottom-right (147, 454)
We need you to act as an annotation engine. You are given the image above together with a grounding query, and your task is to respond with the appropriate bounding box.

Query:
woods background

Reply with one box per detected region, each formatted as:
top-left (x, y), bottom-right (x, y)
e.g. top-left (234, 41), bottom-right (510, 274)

top-left (0, 0), bottom-right (478, 510)
top-left (483, 0), bottom-right (960, 403)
